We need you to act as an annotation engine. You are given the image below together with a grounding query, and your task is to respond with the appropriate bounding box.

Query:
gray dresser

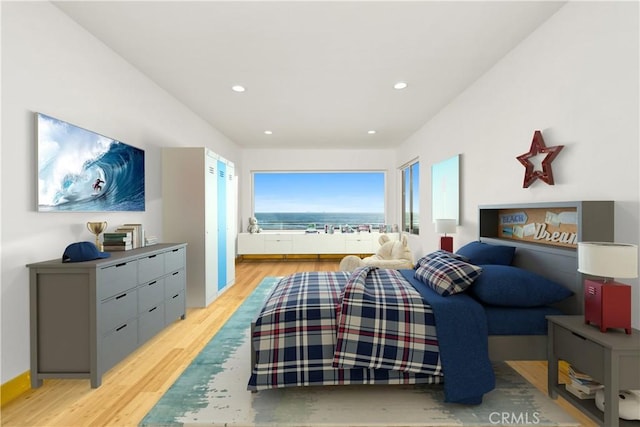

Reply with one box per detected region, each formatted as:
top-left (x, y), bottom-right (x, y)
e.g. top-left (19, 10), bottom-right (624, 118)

top-left (27, 243), bottom-right (187, 388)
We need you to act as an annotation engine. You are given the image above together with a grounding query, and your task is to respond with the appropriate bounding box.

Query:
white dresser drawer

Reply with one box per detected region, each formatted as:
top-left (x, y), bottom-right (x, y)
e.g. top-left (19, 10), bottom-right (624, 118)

top-left (237, 233), bottom-right (265, 254)
top-left (344, 234), bottom-right (374, 253)
top-left (264, 234), bottom-right (293, 253)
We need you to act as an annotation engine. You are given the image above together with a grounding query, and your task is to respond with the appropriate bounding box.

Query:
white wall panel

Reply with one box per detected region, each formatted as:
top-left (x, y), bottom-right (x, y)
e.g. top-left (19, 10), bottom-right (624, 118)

top-left (396, 1), bottom-right (639, 327)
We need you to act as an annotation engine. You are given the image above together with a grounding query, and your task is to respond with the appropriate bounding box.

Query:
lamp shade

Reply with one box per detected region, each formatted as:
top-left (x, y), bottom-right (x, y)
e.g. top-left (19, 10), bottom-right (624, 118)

top-left (435, 219), bottom-right (456, 235)
top-left (577, 242), bottom-right (638, 279)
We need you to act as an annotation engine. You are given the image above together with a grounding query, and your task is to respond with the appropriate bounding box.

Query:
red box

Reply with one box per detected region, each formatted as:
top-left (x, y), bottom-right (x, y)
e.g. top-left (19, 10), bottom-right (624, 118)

top-left (440, 236), bottom-right (453, 252)
top-left (584, 279), bottom-right (631, 334)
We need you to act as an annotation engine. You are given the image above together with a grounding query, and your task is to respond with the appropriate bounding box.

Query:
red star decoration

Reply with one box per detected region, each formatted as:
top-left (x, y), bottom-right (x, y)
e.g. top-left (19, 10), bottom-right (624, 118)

top-left (516, 130), bottom-right (564, 188)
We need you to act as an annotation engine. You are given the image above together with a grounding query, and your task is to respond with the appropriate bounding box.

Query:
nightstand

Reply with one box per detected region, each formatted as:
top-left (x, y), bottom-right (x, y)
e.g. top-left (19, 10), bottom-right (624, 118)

top-left (547, 315), bottom-right (640, 427)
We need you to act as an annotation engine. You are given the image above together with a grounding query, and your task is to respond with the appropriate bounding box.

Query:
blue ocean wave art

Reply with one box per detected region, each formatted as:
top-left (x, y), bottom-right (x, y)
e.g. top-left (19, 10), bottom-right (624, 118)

top-left (37, 113), bottom-right (145, 212)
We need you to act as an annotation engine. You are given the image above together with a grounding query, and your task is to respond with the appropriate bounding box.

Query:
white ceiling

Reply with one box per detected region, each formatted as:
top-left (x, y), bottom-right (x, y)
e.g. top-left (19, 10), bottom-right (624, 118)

top-left (53, 1), bottom-right (565, 149)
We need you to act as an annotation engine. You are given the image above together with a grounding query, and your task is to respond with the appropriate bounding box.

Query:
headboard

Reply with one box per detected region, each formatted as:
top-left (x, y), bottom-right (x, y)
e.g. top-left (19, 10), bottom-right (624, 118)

top-left (478, 201), bottom-right (614, 315)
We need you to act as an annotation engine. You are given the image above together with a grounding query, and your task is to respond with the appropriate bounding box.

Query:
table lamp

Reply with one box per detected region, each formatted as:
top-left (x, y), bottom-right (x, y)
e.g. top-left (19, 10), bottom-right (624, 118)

top-left (578, 242), bottom-right (638, 334)
top-left (435, 219), bottom-right (456, 252)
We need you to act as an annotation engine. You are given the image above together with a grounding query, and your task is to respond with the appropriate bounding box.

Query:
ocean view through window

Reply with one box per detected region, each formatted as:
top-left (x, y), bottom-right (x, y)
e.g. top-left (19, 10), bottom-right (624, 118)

top-left (253, 172), bottom-right (385, 231)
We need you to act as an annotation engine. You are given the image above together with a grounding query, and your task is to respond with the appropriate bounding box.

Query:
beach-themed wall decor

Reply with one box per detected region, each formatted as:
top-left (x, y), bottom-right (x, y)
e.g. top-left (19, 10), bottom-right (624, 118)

top-left (37, 113), bottom-right (145, 212)
top-left (498, 207), bottom-right (577, 248)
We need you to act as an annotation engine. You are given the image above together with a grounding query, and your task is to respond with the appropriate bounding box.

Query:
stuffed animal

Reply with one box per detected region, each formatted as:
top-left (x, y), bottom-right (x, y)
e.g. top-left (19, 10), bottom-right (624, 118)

top-left (247, 217), bottom-right (261, 234)
top-left (339, 233), bottom-right (413, 271)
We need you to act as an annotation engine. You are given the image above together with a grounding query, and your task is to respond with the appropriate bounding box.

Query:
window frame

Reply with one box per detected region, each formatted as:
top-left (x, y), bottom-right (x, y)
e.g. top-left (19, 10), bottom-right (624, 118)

top-left (251, 170), bottom-right (386, 231)
top-left (401, 160), bottom-right (419, 235)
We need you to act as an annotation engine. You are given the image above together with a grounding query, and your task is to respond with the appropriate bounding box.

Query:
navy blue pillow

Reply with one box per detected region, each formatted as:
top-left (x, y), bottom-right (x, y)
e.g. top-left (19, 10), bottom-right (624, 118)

top-left (455, 241), bottom-right (515, 266)
top-left (468, 265), bottom-right (573, 307)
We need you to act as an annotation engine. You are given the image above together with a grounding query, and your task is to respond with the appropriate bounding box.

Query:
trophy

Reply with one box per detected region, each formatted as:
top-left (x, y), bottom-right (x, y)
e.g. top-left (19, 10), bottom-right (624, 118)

top-left (87, 221), bottom-right (107, 251)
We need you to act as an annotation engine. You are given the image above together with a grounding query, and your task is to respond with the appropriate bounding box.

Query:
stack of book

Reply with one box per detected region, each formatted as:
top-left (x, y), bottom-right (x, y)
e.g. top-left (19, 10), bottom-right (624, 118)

top-left (565, 364), bottom-right (603, 399)
top-left (114, 224), bottom-right (144, 249)
top-left (103, 231), bottom-right (133, 251)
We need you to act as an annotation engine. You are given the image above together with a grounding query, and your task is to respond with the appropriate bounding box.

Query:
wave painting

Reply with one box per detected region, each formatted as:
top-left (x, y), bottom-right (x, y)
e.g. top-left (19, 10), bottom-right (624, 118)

top-left (37, 113), bottom-right (145, 212)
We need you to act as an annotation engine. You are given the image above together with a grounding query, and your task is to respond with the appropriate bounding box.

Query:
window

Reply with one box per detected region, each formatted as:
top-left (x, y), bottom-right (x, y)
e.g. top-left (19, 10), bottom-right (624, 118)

top-left (402, 161), bottom-right (419, 234)
top-left (253, 172), bottom-right (385, 231)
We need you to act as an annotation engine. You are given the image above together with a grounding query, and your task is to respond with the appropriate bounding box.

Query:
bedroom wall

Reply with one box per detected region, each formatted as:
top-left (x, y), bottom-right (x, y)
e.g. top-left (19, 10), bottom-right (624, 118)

top-left (0, 2), bottom-right (240, 384)
top-left (396, 1), bottom-right (640, 327)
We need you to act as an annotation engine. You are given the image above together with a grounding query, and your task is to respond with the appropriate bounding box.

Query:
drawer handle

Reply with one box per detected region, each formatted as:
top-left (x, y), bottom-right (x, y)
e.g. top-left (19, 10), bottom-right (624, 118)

top-left (115, 293), bottom-right (127, 300)
top-left (115, 262), bottom-right (127, 268)
top-left (148, 281), bottom-right (157, 286)
top-left (172, 293), bottom-right (179, 299)
top-left (571, 332), bottom-right (587, 340)
top-left (116, 324), bottom-right (127, 332)
top-left (172, 272), bottom-right (179, 276)
top-left (149, 306), bottom-right (157, 313)
top-left (148, 254), bottom-right (157, 259)
top-left (172, 249), bottom-right (179, 252)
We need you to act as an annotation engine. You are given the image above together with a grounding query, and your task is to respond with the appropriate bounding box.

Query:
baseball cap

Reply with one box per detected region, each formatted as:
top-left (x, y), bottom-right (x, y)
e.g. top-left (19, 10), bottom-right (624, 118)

top-left (62, 241), bottom-right (111, 263)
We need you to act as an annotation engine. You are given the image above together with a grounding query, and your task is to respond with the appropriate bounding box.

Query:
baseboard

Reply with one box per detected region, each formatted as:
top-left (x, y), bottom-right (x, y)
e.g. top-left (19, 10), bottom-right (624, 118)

top-left (1, 371), bottom-right (30, 407)
top-left (238, 254), bottom-right (369, 261)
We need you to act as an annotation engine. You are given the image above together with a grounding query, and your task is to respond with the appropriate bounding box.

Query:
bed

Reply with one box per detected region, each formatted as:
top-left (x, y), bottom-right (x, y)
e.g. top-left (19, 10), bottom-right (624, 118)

top-left (247, 201), bottom-right (614, 404)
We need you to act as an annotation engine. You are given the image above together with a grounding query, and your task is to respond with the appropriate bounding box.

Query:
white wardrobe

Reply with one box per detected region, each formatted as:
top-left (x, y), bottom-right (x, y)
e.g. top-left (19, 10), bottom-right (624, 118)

top-left (162, 147), bottom-right (236, 308)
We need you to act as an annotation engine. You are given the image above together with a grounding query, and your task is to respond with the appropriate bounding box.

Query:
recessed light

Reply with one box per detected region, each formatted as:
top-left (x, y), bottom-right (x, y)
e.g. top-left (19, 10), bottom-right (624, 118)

top-left (231, 85), bottom-right (246, 92)
top-left (368, 130), bottom-right (376, 135)
top-left (264, 130), bottom-right (273, 135)
top-left (393, 81), bottom-right (408, 90)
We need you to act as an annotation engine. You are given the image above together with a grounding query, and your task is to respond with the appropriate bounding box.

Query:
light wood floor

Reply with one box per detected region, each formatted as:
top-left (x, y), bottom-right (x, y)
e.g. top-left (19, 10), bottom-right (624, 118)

top-left (2, 260), bottom-right (596, 426)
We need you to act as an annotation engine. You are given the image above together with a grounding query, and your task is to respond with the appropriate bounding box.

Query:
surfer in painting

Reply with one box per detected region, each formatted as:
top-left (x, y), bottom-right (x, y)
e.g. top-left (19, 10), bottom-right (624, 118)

top-left (93, 178), bottom-right (105, 192)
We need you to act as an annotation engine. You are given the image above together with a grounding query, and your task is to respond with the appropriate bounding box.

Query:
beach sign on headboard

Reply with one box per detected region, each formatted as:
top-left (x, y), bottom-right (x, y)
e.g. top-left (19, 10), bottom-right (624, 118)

top-left (498, 207), bottom-right (578, 248)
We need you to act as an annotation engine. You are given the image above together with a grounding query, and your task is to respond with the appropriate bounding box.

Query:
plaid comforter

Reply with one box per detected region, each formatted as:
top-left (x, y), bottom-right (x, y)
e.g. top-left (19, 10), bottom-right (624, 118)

top-left (334, 266), bottom-right (441, 374)
top-left (248, 268), bottom-right (443, 390)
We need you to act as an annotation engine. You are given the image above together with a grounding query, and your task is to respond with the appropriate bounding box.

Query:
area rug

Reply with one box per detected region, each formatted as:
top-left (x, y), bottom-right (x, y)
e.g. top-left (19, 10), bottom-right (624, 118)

top-left (140, 276), bottom-right (579, 427)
